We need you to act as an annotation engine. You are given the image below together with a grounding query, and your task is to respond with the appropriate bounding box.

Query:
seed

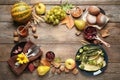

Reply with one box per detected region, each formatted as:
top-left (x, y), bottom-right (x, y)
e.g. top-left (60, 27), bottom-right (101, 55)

top-left (13, 31), bottom-right (19, 37)
top-left (14, 36), bottom-right (19, 42)
top-left (33, 34), bottom-right (38, 39)
top-left (32, 26), bottom-right (36, 33)
top-left (72, 68), bottom-right (79, 75)
top-left (60, 65), bottom-right (65, 72)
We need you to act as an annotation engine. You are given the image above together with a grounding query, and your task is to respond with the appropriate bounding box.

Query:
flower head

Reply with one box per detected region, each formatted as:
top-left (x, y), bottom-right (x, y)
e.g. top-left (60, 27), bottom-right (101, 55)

top-left (17, 53), bottom-right (29, 64)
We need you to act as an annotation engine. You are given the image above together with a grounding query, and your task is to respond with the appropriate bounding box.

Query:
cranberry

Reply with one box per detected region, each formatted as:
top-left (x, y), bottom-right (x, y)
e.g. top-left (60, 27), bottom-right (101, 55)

top-left (46, 51), bottom-right (55, 62)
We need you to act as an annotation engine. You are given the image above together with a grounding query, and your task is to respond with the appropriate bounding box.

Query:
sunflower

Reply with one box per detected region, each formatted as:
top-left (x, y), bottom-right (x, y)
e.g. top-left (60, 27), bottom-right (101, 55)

top-left (17, 53), bottom-right (29, 64)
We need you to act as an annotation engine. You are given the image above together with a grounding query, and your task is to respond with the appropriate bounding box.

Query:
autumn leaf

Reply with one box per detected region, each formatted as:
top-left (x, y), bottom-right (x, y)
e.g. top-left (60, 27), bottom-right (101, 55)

top-left (100, 29), bottom-right (110, 38)
top-left (40, 58), bottom-right (51, 67)
top-left (61, 15), bottom-right (74, 29)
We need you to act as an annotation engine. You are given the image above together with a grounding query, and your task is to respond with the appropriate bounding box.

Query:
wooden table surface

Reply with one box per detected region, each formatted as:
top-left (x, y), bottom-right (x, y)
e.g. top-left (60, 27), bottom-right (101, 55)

top-left (0, 0), bottom-right (120, 80)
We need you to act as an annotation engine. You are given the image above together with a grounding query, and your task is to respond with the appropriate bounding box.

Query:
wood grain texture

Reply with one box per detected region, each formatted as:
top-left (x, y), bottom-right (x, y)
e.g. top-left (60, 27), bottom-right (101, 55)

top-left (0, 62), bottom-right (120, 80)
top-left (0, 0), bottom-right (120, 80)
top-left (0, 0), bottom-right (120, 5)
top-left (0, 5), bottom-right (120, 22)
top-left (0, 43), bottom-right (120, 63)
top-left (0, 22), bottom-right (119, 44)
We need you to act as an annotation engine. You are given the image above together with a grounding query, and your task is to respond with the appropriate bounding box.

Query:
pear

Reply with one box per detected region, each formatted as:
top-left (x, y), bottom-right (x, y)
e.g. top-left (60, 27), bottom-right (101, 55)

top-left (37, 66), bottom-right (50, 76)
top-left (74, 20), bottom-right (86, 31)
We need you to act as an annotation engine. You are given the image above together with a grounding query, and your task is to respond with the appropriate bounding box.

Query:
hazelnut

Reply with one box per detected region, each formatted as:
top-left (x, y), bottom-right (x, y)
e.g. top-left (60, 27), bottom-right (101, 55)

top-left (56, 69), bottom-right (61, 74)
top-left (51, 67), bottom-right (56, 74)
top-left (60, 65), bottom-right (65, 72)
top-left (13, 31), bottom-right (19, 37)
top-left (64, 68), bottom-right (69, 73)
top-left (54, 63), bottom-right (61, 69)
top-left (72, 68), bottom-right (79, 75)
top-left (33, 34), bottom-right (38, 39)
top-left (14, 36), bottom-right (19, 42)
top-left (32, 26), bottom-right (36, 33)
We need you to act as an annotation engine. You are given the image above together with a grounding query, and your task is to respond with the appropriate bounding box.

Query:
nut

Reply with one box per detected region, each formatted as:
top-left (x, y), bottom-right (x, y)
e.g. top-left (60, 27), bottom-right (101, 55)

top-left (13, 31), bottom-right (19, 37)
top-left (14, 36), bottom-right (19, 42)
top-left (33, 34), bottom-right (38, 39)
top-left (56, 69), bottom-right (61, 74)
top-left (51, 67), bottom-right (56, 74)
top-left (75, 31), bottom-right (81, 36)
top-left (72, 68), bottom-right (79, 75)
top-left (60, 65), bottom-right (65, 72)
top-left (64, 68), bottom-right (69, 73)
top-left (54, 63), bottom-right (61, 68)
top-left (32, 26), bottom-right (36, 33)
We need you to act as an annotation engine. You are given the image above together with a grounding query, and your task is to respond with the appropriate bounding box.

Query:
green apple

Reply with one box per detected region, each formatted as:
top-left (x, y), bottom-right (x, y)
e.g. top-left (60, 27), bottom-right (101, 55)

top-left (74, 20), bottom-right (86, 31)
top-left (35, 3), bottom-right (46, 15)
top-left (65, 58), bottom-right (76, 70)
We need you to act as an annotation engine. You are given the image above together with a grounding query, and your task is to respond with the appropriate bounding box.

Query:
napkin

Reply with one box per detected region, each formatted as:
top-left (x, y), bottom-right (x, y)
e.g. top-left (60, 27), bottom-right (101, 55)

top-left (7, 41), bottom-right (43, 75)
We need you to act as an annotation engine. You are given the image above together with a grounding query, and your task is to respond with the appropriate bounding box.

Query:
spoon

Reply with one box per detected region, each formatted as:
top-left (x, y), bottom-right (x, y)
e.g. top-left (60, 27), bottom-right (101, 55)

top-left (84, 26), bottom-right (110, 47)
top-left (94, 35), bottom-right (110, 47)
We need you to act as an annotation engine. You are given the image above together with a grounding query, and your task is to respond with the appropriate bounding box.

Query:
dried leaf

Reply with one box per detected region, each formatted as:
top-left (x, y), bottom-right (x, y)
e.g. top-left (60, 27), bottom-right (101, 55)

top-left (60, 16), bottom-right (69, 24)
top-left (66, 16), bottom-right (74, 29)
top-left (28, 63), bottom-right (35, 73)
top-left (40, 58), bottom-right (51, 66)
top-left (61, 16), bottom-right (74, 29)
top-left (100, 29), bottom-right (110, 38)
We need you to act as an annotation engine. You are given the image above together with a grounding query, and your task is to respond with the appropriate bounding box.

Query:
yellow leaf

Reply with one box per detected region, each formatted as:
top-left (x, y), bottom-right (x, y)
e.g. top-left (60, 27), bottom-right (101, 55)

top-left (60, 15), bottom-right (74, 29)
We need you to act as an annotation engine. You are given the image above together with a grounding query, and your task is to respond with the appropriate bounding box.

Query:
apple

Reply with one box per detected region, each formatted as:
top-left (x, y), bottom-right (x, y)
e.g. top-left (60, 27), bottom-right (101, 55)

top-left (65, 58), bottom-right (76, 70)
top-left (35, 3), bottom-right (46, 15)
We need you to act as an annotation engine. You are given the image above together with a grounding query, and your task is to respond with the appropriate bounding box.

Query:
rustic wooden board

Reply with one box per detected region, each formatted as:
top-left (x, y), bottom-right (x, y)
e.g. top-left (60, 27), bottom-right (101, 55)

top-left (0, 43), bottom-right (120, 63)
top-left (0, 0), bottom-right (120, 5)
top-left (0, 5), bottom-right (120, 22)
top-left (0, 0), bottom-right (120, 80)
top-left (0, 22), bottom-right (119, 44)
top-left (0, 62), bottom-right (120, 80)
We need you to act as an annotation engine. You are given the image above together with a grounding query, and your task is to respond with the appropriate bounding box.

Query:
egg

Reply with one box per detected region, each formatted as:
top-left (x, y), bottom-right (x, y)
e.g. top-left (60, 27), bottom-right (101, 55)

top-left (96, 13), bottom-right (107, 26)
top-left (86, 14), bottom-right (96, 25)
top-left (88, 6), bottom-right (100, 16)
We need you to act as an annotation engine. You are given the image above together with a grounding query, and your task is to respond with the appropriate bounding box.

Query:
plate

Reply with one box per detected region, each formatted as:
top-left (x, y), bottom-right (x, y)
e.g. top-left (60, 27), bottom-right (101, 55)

top-left (10, 41), bottom-right (27, 57)
top-left (75, 44), bottom-right (108, 76)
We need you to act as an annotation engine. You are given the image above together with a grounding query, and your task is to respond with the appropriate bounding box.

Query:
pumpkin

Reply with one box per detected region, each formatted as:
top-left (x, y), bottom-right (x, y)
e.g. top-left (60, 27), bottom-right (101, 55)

top-left (11, 2), bottom-right (32, 23)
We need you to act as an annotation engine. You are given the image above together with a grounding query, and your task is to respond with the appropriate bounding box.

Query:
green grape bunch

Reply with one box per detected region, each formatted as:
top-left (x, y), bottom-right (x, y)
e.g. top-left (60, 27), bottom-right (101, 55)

top-left (45, 6), bottom-right (66, 25)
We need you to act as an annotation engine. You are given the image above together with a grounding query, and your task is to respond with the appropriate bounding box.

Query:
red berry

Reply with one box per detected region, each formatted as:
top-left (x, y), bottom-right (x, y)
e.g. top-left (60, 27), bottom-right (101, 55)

top-left (46, 51), bottom-right (55, 62)
top-left (28, 63), bottom-right (35, 73)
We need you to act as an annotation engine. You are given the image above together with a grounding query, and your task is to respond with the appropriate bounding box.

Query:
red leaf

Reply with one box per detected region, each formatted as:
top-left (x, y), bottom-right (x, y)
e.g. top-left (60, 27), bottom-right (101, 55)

top-left (28, 63), bottom-right (35, 73)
